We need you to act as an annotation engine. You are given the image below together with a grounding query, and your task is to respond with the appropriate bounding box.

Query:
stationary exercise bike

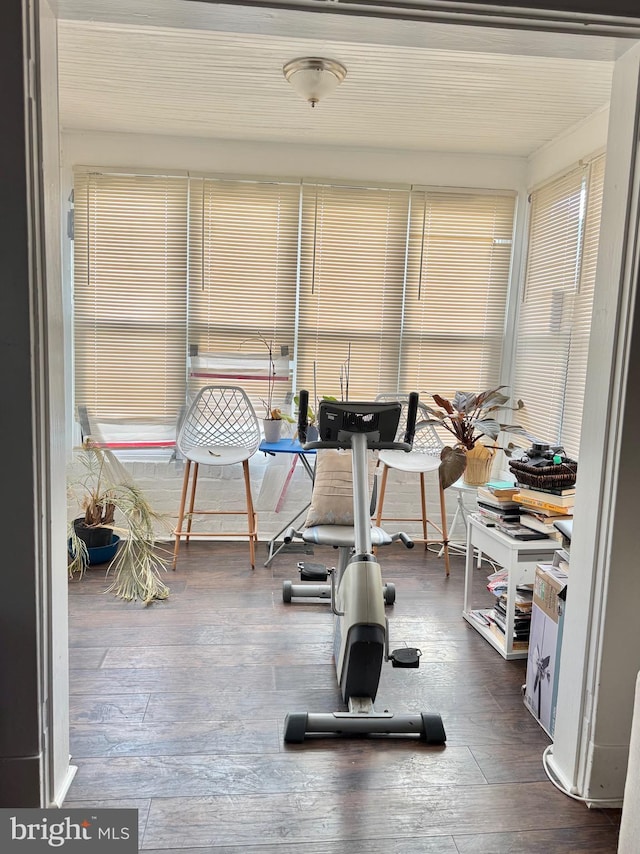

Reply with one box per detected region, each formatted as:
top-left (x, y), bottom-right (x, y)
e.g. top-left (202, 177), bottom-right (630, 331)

top-left (282, 391), bottom-right (446, 744)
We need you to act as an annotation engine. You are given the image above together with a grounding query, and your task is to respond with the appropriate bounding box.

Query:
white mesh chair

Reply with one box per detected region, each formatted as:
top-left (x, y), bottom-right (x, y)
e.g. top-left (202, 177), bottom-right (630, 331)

top-left (173, 386), bottom-right (261, 569)
top-left (374, 393), bottom-right (451, 576)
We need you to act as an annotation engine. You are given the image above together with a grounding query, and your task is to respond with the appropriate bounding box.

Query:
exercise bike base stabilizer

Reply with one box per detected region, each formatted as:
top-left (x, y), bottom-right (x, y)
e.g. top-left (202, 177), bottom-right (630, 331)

top-left (282, 392), bottom-right (446, 745)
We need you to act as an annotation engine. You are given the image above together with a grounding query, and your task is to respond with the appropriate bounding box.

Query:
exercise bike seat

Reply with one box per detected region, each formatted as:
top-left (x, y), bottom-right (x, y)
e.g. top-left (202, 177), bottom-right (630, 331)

top-left (301, 525), bottom-right (393, 549)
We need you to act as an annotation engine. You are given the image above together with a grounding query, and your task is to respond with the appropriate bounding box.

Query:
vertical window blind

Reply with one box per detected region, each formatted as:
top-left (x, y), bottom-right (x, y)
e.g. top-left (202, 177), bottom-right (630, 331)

top-left (561, 155), bottom-right (605, 457)
top-left (73, 172), bottom-right (188, 431)
top-left (296, 184), bottom-right (408, 401)
top-left (511, 155), bottom-right (605, 458)
top-left (187, 177), bottom-right (300, 416)
top-left (73, 170), bottom-right (520, 440)
top-left (401, 190), bottom-right (515, 397)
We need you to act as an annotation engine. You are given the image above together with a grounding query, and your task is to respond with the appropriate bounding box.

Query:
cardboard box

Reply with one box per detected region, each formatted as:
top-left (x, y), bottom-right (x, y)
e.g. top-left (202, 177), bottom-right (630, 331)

top-left (524, 563), bottom-right (569, 736)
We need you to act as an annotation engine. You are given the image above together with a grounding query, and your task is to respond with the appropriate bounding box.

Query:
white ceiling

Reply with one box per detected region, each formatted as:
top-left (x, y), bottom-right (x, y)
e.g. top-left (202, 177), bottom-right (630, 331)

top-left (55, 0), bottom-right (623, 158)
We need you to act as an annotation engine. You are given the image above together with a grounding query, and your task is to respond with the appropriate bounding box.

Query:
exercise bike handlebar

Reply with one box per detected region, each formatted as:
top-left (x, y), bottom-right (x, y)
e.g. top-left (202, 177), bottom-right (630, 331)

top-left (297, 389), bottom-right (419, 453)
top-left (303, 439), bottom-right (411, 451)
top-left (297, 389), bottom-right (309, 445)
top-left (404, 391), bottom-right (419, 446)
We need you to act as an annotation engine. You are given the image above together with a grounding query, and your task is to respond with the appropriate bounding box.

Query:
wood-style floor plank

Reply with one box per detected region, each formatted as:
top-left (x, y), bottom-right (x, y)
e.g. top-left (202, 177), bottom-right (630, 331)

top-left (65, 540), bottom-right (620, 852)
top-left (140, 783), bottom-right (611, 849)
top-left (68, 745), bottom-right (487, 800)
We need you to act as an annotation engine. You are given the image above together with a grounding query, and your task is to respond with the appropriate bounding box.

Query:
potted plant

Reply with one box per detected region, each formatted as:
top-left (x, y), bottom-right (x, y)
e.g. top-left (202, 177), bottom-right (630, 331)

top-left (243, 333), bottom-right (289, 443)
top-left (422, 387), bottom-right (526, 486)
top-left (293, 392), bottom-right (339, 442)
top-left (67, 441), bottom-right (170, 604)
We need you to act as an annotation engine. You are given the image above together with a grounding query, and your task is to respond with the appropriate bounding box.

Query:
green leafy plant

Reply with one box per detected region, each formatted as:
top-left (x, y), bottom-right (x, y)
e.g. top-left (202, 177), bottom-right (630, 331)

top-left (423, 387), bottom-right (526, 450)
top-left (67, 442), bottom-right (170, 604)
top-left (293, 393), bottom-right (337, 426)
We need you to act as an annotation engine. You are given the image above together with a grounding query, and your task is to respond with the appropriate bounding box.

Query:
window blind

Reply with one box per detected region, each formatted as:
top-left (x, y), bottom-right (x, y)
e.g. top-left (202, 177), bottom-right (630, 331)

top-left (401, 190), bottom-right (516, 399)
top-left (561, 155), bottom-right (606, 458)
top-left (73, 172), bottom-right (188, 432)
top-left (512, 160), bottom-right (603, 455)
top-left (296, 183), bottom-right (408, 402)
top-left (187, 177), bottom-right (300, 416)
top-left (73, 171), bottom-right (519, 440)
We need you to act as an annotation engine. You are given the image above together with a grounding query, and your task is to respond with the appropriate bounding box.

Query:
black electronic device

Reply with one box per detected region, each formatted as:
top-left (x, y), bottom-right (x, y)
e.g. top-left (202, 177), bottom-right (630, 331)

top-left (521, 442), bottom-right (567, 468)
top-left (317, 400), bottom-right (402, 446)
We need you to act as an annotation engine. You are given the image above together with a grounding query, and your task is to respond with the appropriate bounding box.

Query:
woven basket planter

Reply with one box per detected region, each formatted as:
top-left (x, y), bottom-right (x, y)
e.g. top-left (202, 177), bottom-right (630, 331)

top-left (509, 458), bottom-right (578, 490)
top-left (463, 443), bottom-right (496, 486)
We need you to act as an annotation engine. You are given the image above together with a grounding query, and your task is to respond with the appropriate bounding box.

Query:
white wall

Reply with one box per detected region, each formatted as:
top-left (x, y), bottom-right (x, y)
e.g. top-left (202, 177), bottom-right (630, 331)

top-left (40, 0), bottom-right (75, 807)
top-left (545, 44), bottom-right (640, 804)
top-left (527, 104), bottom-right (608, 188)
top-left (61, 130), bottom-right (527, 189)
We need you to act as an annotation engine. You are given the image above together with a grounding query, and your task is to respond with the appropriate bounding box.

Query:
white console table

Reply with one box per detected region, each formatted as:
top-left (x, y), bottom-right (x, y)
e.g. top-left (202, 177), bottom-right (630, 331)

top-left (463, 514), bottom-right (558, 660)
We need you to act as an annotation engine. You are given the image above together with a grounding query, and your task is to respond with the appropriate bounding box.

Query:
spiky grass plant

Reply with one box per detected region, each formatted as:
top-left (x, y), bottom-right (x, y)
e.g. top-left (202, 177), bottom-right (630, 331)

top-left (68, 442), bottom-right (170, 604)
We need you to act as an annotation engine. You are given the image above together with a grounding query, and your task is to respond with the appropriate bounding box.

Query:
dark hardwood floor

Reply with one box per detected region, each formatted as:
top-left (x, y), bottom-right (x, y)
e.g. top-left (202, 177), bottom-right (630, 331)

top-left (65, 540), bottom-right (620, 852)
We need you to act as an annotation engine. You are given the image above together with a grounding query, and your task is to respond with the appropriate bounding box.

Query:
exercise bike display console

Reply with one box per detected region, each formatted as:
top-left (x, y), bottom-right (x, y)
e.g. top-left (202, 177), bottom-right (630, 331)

top-left (282, 391), bottom-right (446, 744)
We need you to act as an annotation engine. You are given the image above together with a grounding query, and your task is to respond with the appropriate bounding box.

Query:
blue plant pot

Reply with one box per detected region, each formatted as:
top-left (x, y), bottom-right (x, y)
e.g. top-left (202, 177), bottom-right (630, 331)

top-left (69, 533), bottom-right (120, 566)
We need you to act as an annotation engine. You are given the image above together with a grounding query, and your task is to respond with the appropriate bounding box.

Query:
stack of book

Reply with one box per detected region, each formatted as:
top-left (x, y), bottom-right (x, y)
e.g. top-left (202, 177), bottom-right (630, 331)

top-left (514, 484), bottom-right (575, 541)
top-left (491, 590), bottom-right (534, 649)
top-left (486, 568), bottom-right (534, 649)
top-left (476, 481), bottom-right (521, 527)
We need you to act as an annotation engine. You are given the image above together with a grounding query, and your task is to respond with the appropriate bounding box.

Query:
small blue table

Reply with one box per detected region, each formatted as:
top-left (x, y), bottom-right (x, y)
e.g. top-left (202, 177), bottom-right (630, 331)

top-left (259, 438), bottom-right (316, 567)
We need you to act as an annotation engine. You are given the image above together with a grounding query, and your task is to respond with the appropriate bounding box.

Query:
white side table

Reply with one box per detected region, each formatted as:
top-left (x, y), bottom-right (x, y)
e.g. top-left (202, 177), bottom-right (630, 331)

top-left (462, 514), bottom-right (558, 659)
top-left (443, 478), bottom-right (478, 553)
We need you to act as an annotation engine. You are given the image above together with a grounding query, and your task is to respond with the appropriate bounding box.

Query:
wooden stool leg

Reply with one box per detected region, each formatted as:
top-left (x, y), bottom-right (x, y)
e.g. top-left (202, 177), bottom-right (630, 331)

top-left (419, 471), bottom-right (428, 548)
top-left (243, 459), bottom-right (257, 570)
top-left (186, 462), bottom-right (199, 542)
top-left (438, 479), bottom-right (450, 577)
top-left (173, 459), bottom-right (191, 569)
top-left (375, 464), bottom-right (389, 527)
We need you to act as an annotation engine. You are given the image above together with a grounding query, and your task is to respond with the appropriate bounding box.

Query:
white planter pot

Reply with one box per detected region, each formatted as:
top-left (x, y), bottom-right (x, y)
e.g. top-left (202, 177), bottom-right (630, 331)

top-left (263, 419), bottom-right (283, 443)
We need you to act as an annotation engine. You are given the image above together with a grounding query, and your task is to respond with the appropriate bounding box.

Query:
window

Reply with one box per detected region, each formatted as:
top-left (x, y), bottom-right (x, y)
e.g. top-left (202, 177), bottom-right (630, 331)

top-left (401, 189), bottom-right (515, 396)
top-left (73, 172), bottom-right (188, 444)
top-left (72, 170), bottom-right (517, 440)
top-left (296, 183), bottom-right (408, 399)
top-left (511, 155), bottom-right (605, 458)
top-left (187, 177), bottom-right (300, 414)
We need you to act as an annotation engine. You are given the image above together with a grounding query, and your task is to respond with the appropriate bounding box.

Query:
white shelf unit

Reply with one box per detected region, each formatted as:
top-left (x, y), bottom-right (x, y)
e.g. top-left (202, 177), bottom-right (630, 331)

top-left (463, 515), bottom-right (559, 660)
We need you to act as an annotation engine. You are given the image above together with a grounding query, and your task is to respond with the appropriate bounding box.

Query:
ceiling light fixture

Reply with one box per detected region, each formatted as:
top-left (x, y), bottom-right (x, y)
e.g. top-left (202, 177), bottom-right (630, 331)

top-left (283, 57), bottom-right (347, 108)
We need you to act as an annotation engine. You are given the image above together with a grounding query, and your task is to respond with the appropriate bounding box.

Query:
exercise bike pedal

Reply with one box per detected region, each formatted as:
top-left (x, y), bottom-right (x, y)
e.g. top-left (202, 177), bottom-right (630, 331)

top-left (297, 561), bottom-right (328, 582)
top-left (390, 647), bottom-right (421, 668)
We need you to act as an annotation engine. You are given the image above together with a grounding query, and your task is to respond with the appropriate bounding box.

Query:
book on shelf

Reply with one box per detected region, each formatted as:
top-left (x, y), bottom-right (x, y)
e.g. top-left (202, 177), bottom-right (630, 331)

top-left (495, 593), bottom-right (533, 614)
top-left (518, 504), bottom-right (573, 519)
top-left (493, 618), bottom-right (530, 640)
top-left (486, 571), bottom-right (533, 605)
top-left (494, 593), bottom-right (533, 624)
top-left (489, 621), bottom-right (529, 651)
top-left (466, 608), bottom-right (493, 627)
top-left (494, 613), bottom-right (531, 635)
top-left (519, 506), bottom-right (572, 522)
top-left (515, 483), bottom-right (576, 497)
top-left (484, 480), bottom-right (519, 498)
top-left (486, 568), bottom-right (509, 594)
top-left (495, 520), bottom-right (551, 540)
top-left (513, 487), bottom-right (575, 510)
top-left (477, 503), bottom-right (520, 523)
top-left (519, 513), bottom-right (564, 540)
top-left (477, 487), bottom-right (520, 507)
top-left (494, 599), bottom-right (532, 626)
